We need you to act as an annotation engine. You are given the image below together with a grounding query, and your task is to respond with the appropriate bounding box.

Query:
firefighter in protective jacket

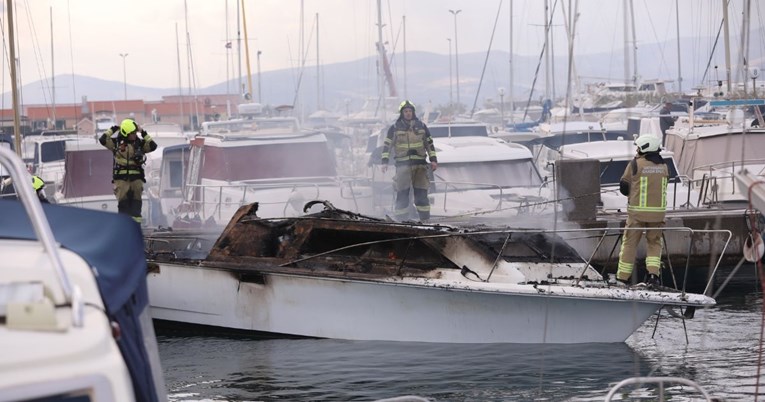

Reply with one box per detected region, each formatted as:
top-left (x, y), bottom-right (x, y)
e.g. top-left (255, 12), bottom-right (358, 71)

top-left (99, 119), bottom-right (157, 223)
top-left (381, 100), bottom-right (438, 221)
top-left (616, 135), bottom-right (668, 287)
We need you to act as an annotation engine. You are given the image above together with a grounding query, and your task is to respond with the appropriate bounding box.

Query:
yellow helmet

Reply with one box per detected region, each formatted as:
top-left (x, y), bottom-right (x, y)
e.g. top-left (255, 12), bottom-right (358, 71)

top-left (31, 175), bottom-right (45, 192)
top-left (399, 100), bottom-right (416, 113)
top-left (119, 119), bottom-right (138, 137)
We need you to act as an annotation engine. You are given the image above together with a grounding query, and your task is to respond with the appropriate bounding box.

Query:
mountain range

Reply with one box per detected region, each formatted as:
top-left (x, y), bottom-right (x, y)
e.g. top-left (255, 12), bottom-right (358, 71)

top-left (4, 28), bottom-right (763, 114)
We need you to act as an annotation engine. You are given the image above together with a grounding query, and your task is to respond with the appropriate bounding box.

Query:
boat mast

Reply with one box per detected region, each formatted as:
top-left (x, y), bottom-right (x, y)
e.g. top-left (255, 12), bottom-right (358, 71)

top-left (237, 0), bottom-right (242, 98)
top-left (50, 6), bottom-right (56, 129)
top-left (738, 0), bottom-right (751, 94)
top-left (508, 0), bottom-right (514, 123)
top-left (376, 0), bottom-right (385, 120)
top-left (623, 0), bottom-right (630, 89)
top-left (675, 0), bottom-right (682, 92)
top-left (316, 12), bottom-right (320, 110)
top-left (7, 0), bottom-right (22, 156)
top-left (241, 0), bottom-right (254, 99)
top-left (175, 23), bottom-right (184, 128)
top-left (629, 0), bottom-right (637, 85)
top-left (722, 0), bottom-right (732, 94)
top-left (544, 0), bottom-right (551, 100)
top-left (403, 15), bottom-right (407, 100)
top-left (225, 0), bottom-right (230, 98)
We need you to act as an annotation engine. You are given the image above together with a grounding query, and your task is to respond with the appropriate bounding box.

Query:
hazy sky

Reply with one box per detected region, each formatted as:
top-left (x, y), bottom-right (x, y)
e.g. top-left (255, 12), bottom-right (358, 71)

top-left (4, 0), bottom-right (762, 90)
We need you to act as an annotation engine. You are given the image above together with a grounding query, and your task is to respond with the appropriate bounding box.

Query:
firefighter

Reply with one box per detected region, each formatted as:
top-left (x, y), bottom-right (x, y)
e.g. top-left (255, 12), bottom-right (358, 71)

top-left (380, 100), bottom-right (438, 221)
top-left (0, 175), bottom-right (49, 203)
top-left (616, 135), bottom-right (668, 287)
top-left (99, 119), bottom-right (157, 223)
top-left (31, 175), bottom-right (49, 203)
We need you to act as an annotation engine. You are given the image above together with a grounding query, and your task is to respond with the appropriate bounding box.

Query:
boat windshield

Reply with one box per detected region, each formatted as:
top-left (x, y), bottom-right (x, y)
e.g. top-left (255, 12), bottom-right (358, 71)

top-left (599, 158), bottom-right (680, 186)
top-left (201, 142), bottom-right (337, 181)
top-left (434, 159), bottom-right (543, 189)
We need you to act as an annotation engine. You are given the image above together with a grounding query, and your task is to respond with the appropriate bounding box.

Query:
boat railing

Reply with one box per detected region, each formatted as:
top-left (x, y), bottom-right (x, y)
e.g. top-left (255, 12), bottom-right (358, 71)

top-left (184, 176), bottom-right (372, 221)
top-left (430, 180), bottom-right (549, 216)
top-left (691, 159), bottom-right (765, 205)
top-left (271, 219), bottom-right (729, 296)
top-left (604, 376), bottom-right (713, 401)
top-left (0, 147), bottom-right (83, 327)
top-left (569, 226), bottom-right (732, 296)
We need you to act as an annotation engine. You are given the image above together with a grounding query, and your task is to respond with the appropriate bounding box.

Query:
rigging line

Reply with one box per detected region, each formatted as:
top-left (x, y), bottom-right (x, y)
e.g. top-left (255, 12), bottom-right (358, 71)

top-left (22, 0), bottom-right (52, 117)
top-left (641, 0), bottom-right (671, 83)
top-left (700, 19), bottom-right (725, 85)
top-left (291, 17), bottom-right (317, 108)
top-left (468, 0), bottom-right (503, 118)
top-left (521, 0), bottom-right (558, 122)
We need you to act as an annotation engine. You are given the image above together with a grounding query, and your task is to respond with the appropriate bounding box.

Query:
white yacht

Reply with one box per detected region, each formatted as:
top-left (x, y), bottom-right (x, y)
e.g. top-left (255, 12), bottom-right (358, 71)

top-left (0, 147), bottom-right (165, 401)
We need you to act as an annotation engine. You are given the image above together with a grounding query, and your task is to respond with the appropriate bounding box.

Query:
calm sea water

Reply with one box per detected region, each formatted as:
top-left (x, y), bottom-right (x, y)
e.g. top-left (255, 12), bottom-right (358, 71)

top-left (158, 291), bottom-right (765, 401)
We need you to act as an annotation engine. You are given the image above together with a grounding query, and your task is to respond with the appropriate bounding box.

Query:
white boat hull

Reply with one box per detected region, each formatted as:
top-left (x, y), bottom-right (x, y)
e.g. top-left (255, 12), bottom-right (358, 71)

top-left (148, 263), bottom-right (663, 344)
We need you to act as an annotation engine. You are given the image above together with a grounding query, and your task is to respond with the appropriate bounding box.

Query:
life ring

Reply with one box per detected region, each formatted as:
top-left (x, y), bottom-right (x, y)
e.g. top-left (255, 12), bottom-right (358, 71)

top-left (743, 232), bottom-right (765, 263)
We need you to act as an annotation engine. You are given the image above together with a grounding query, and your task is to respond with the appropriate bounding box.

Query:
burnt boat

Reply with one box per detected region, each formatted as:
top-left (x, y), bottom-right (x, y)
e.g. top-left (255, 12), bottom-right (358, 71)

top-left (145, 201), bottom-right (715, 344)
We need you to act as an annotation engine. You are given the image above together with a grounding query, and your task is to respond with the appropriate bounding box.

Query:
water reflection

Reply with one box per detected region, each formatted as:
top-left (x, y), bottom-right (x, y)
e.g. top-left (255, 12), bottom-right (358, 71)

top-left (158, 294), bottom-right (764, 401)
top-left (160, 337), bottom-right (648, 401)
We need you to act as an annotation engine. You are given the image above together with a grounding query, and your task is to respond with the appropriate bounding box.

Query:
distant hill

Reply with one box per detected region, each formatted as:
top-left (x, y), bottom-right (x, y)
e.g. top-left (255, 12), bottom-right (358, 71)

top-left (5, 26), bottom-right (763, 114)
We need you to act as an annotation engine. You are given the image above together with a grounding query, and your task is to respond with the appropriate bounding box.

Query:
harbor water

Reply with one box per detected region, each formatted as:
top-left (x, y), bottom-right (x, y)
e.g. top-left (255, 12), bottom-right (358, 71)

top-left (158, 289), bottom-right (764, 401)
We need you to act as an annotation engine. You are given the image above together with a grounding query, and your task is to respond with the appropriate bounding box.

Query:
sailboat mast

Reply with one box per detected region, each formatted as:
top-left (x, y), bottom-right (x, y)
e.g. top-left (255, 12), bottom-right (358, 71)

top-left (7, 0), bottom-right (22, 156)
top-left (629, 0), bottom-right (637, 84)
top-left (544, 0), bottom-right (550, 100)
top-left (50, 6), bottom-right (56, 128)
top-left (175, 23), bottom-right (184, 128)
top-left (316, 13), bottom-right (320, 110)
top-left (623, 0), bottom-right (630, 87)
top-left (675, 0), bottom-right (682, 92)
top-left (508, 0), bottom-right (514, 123)
top-left (225, 0), bottom-right (230, 98)
top-left (241, 0), bottom-right (253, 99)
top-left (237, 1), bottom-right (242, 97)
top-left (376, 0), bottom-right (385, 107)
top-left (403, 15), bottom-right (407, 100)
top-left (722, 0), bottom-right (732, 94)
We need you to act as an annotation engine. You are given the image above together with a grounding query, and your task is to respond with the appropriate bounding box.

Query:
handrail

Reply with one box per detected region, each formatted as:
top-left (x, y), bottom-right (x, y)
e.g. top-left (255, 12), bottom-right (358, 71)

top-left (604, 376), bottom-right (713, 401)
top-left (0, 147), bottom-right (82, 327)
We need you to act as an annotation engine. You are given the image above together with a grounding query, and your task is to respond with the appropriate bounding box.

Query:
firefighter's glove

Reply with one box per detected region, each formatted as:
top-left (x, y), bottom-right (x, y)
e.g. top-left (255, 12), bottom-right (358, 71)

top-left (98, 132), bottom-right (108, 146)
top-left (110, 125), bottom-right (120, 134)
top-left (140, 129), bottom-right (148, 138)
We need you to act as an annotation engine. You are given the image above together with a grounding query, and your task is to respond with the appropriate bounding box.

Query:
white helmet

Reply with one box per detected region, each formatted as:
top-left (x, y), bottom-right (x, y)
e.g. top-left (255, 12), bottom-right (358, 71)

top-left (634, 135), bottom-right (661, 153)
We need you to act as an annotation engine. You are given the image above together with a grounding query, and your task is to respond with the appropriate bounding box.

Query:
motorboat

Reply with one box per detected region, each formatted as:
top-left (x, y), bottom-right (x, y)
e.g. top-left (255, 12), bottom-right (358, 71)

top-left (664, 109), bottom-right (765, 206)
top-left (0, 146), bottom-right (165, 401)
top-left (158, 117), bottom-right (372, 226)
top-left (429, 136), bottom-right (552, 221)
top-left (144, 201), bottom-right (715, 344)
top-left (552, 138), bottom-right (700, 211)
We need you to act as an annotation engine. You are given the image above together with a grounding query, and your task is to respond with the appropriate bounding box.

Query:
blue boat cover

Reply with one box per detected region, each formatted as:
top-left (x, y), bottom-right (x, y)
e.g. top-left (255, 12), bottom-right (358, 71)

top-left (0, 200), bottom-right (159, 402)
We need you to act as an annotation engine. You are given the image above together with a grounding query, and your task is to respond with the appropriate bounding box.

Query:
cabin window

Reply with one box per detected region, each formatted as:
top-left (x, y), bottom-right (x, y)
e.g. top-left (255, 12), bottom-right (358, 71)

top-left (169, 160), bottom-right (184, 188)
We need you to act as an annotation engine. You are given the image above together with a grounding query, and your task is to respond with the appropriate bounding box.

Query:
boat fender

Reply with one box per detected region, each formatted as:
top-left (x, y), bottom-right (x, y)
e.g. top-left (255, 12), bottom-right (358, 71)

top-left (743, 232), bottom-right (764, 263)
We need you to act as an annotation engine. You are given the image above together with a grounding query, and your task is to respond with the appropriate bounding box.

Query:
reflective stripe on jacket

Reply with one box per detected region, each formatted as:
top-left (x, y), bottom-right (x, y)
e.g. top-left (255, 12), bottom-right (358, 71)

top-left (381, 119), bottom-right (437, 166)
top-left (621, 154), bottom-right (668, 222)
